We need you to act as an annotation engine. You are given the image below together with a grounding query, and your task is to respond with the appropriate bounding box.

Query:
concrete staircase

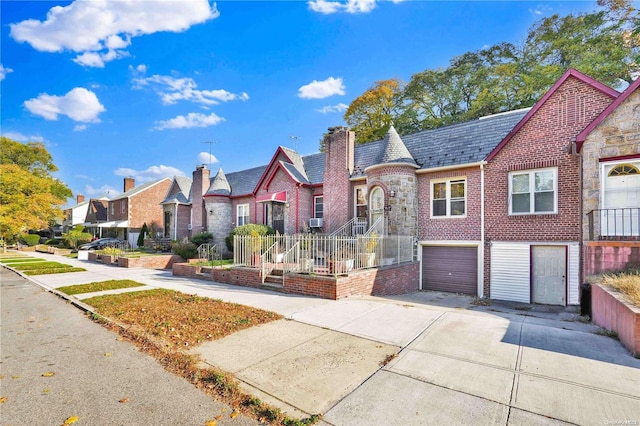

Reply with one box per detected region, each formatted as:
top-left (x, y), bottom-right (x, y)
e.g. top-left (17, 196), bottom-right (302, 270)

top-left (263, 268), bottom-right (284, 288)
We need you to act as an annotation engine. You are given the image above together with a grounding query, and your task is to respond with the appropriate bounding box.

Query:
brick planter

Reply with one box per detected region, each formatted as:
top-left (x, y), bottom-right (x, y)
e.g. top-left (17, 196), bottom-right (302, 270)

top-left (592, 284), bottom-right (640, 356)
top-left (118, 255), bottom-right (182, 269)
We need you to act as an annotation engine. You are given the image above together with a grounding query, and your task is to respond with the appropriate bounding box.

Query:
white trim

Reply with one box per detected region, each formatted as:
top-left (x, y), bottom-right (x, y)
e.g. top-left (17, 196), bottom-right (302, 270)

top-left (416, 161), bottom-right (486, 174)
top-left (236, 203), bottom-right (249, 226)
top-left (364, 161), bottom-right (419, 174)
top-left (509, 167), bottom-right (558, 215)
top-left (480, 163), bottom-right (485, 298)
top-left (313, 195), bottom-right (324, 219)
top-left (430, 176), bottom-right (467, 218)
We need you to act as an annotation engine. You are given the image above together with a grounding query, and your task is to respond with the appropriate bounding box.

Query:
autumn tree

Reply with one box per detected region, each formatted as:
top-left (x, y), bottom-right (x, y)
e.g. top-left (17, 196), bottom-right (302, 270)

top-left (0, 137), bottom-right (72, 243)
top-left (344, 2), bottom-right (639, 142)
top-left (343, 78), bottom-right (406, 144)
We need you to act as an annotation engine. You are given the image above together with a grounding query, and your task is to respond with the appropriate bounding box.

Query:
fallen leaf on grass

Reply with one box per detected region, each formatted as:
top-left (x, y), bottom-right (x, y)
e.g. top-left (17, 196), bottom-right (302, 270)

top-left (104, 353), bottom-right (112, 357)
top-left (43, 388), bottom-right (50, 394)
top-left (230, 410), bottom-right (239, 418)
top-left (0, 396), bottom-right (7, 403)
top-left (119, 398), bottom-right (129, 403)
top-left (205, 420), bottom-right (217, 426)
top-left (42, 372), bottom-right (55, 377)
top-left (62, 416), bottom-right (79, 425)
top-left (12, 375), bottom-right (20, 379)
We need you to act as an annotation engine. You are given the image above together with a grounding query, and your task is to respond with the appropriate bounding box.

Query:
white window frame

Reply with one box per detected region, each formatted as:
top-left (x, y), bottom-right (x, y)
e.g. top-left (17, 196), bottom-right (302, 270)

top-left (354, 185), bottom-right (367, 218)
top-left (430, 177), bottom-right (467, 218)
top-left (236, 204), bottom-right (249, 226)
top-left (509, 167), bottom-right (558, 215)
top-left (313, 196), bottom-right (323, 219)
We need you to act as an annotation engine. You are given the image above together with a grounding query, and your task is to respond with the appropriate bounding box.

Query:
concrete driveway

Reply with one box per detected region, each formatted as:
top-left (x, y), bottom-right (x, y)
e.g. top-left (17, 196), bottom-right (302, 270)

top-left (12, 251), bottom-right (640, 425)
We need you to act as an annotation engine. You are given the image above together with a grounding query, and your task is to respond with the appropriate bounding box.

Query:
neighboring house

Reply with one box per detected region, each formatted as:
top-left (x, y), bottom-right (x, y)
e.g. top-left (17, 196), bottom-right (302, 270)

top-left (83, 198), bottom-right (109, 237)
top-left (164, 68), bottom-right (637, 305)
top-left (101, 177), bottom-right (172, 247)
top-left (483, 69), bottom-right (619, 305)
top-left (577, 76), bottom-right (640, 275)
top-left (62, 195), bottom-right (90, 232)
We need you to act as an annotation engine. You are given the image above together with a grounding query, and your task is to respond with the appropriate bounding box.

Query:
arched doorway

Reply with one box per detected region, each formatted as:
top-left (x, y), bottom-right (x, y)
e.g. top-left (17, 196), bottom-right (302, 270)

top-left (369, 186), bottom-right (384, 231)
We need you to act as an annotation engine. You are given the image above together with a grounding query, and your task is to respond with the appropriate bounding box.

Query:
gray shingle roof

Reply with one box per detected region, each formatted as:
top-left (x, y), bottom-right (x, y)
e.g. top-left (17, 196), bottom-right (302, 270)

top-left (111, 177), bottom-right (171, 201)
top-left (161, 175), bottom-right (192, 205)
top-left (403, 109), bottom-right (529, 169)
top-left (206, 168), bottom-right (232, 196)
top-left (224, 165), bottom-right (268, 196)
top-left (379, 125), bottom-right (418, 167)
top-left (302, 153), bottom-right (325, 184)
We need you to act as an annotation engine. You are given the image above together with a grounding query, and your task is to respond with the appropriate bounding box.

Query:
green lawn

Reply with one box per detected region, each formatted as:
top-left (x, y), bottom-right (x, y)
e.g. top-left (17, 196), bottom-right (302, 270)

top-left (57, 280), bottom-right (145, 295)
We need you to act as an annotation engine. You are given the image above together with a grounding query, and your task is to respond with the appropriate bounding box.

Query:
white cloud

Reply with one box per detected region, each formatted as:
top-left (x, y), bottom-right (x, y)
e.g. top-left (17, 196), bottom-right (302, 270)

top-left (298, 77), bottom-right (345, 99)
top-left (529, 5), bottom-right (552, 16)
top-left (73, 124), bottom-right (87, 132)
top-left (154, 112), bottom-right (225, 130)
top-left (114, 165), bottom-right (185, 183)
top-left (73, 49), bottom-right (130, 68)
top-left (134, 75), bottom-right (249, 106)
top-left (24, 87), bottom-right (106, 122)
top-left (197, 152), bottom-right (219, 164)
top-left (1, 131), bottom-right (44, 143)
top-left (309, 0), bottom-right (376, 14)
top-left (316, 103), bottom-right (348, 114)
top-left (9, 0), bottom-right (220, 67)
top-left (0, 64), bottom-right (13, 81)
top-left (85, 183), bottom-right (120, 197)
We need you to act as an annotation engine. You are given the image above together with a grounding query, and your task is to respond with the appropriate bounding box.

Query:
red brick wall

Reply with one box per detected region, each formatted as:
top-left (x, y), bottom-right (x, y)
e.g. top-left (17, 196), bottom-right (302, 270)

top-left (417, 167), bottom-right (482, 241)
top-left (191, 166), bottom-right (210, 235)
top-left (584, 242), bottom-right (640, 275)
top-left (483, 76), bottom-right (615, 296)
top-left (128, 179), bottom-right (171, 229)
top-left (118, 255), bottom-right (182, 269)
top-left (231, 195), bottom-right (255, 226)
top-left (323, 128), bottom-right (355, 233)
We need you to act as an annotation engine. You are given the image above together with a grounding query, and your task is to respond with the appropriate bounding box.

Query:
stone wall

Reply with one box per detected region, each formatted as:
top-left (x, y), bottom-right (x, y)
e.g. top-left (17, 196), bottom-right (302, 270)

top-left (582, 89), bottom-right (640, 240)
top-left (366, 165), bottom-right (418, 236)
top-left (205, 196), bottom-right (233, 256)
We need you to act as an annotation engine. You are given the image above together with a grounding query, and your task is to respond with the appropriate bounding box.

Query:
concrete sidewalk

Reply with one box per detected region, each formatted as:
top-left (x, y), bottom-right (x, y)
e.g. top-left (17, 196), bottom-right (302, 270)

top-left (10, 251), bottom-right (640, 425)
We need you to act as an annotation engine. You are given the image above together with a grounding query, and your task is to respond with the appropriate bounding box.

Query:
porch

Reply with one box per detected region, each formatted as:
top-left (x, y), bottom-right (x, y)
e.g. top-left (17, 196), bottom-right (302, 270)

top-left (585, 208), bottom-right (640, 275)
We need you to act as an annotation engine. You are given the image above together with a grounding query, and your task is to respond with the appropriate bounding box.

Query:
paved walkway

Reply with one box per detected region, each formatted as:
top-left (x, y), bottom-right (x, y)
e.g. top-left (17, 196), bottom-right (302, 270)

top-left (5, 251), bottom-right (640, 425)
top-left (0, 266), bottom-right (256, 426)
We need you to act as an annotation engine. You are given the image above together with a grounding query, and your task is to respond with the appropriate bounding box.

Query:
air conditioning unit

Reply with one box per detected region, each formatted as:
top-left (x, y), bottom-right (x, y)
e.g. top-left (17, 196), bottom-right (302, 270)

top-left (187, 224), bottom-right (192, 230)
top-left (309, 218), bottom-right (323, 228)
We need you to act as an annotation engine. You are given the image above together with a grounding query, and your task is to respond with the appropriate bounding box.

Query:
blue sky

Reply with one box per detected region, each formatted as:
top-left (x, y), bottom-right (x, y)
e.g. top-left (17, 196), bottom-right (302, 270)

top-left (1, 0), bottom-right (598, 206)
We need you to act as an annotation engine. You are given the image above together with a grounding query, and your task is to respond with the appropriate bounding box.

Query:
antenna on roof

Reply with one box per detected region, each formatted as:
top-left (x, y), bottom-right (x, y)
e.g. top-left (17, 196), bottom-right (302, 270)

top-left (202, 140), bottom-right (219, 168)
top-left (289, 135), bottom-right (300, 151)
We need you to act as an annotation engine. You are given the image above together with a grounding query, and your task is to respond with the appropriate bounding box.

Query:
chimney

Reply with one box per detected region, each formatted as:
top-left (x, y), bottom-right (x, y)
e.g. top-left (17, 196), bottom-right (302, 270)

top-left (76, 194), bottom-right (85, 204)
top-left (192, 165), bottom-right (210, 232)
top-left (323, 126), bottom-right (355, 233)
top-left (124, 177), bottom-right (135, 192)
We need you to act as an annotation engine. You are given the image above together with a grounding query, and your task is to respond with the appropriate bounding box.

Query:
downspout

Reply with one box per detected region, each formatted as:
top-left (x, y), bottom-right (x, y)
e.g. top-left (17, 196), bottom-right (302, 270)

top-left (174, 202), bottom-right (178, 241)
top-left (480, 162), bottom-right (485, 299)
top-left (572, 139), bottom-right (584, 291)
top-left (295, 184), bottom-right (300, 233)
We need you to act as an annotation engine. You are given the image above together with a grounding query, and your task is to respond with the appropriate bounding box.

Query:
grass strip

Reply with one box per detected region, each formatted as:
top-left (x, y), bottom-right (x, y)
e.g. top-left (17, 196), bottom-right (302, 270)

top-left (84, 289), bottom-right (319, 425)
top-left (12, 261), bottom-right (73, 270)
top-left (23, 267), bottom-right (85, 275)
top-left (3, 258), bottom-right (48, 264)
top-left (57, 280), bottom-right (145, 295)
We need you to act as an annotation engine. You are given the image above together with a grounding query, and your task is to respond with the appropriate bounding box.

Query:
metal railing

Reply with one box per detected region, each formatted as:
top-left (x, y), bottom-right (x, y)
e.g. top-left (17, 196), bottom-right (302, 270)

top-left (197, 243), bottom-right (221, 264)
top-left (329, 217), bottom-right (368, 237)
top-left (234, 233), bottom-right (415, 276)
top-left (587, 208), bottom-right (640, 241)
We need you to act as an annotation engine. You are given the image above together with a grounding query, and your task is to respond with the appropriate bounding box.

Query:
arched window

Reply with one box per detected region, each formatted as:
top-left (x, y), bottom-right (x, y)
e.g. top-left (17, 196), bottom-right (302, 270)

top-left (608, 164), bottom-right (639, 176)
top-left (369, 187), bottom-right (385, 228)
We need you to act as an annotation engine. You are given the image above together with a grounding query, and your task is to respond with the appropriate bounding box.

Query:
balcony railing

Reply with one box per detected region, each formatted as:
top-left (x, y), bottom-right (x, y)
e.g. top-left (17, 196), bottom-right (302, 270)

top-left (587, 208), bottom-right (640, 241)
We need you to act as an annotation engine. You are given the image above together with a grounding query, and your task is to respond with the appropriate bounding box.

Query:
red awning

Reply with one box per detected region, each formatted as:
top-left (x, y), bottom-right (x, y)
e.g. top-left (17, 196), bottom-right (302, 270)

top-left (255, 191), bottom-right (287, 203)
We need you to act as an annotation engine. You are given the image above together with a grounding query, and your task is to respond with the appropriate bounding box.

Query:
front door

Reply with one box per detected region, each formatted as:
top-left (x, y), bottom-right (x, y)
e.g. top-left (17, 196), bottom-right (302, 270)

top-left (532, 245), bottom-right (566, 305)
top-left (272, 203), bottom-right (285, 234)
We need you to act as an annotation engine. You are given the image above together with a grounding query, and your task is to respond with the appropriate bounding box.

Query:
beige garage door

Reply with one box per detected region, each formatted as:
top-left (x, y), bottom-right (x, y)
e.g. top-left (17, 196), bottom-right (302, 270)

top-left (422, 246), bottom-right (477, 295)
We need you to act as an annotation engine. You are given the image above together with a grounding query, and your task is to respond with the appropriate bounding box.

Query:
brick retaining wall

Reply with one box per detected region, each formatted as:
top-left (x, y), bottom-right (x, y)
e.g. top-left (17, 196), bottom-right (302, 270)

top-left (592, 284), bottom-right (640, 356)
top-left (118, 255), bottom-right (182, 269)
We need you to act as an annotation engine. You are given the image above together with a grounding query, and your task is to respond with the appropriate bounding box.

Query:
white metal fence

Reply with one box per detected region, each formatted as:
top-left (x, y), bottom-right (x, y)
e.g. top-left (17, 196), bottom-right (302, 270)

top-left (233, 234), bottom-right (415, 277)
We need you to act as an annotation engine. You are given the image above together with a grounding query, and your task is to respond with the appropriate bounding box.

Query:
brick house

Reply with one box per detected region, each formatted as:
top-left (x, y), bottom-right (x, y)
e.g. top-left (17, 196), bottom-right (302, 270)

top-left (100, 177), bottom-right (172, 247)
top-left (165, 69), bottom-right (637, 305)
top-left (483, 69), bottom-right (619, 305)
top-left (577, 77), bottom-right (640, 276)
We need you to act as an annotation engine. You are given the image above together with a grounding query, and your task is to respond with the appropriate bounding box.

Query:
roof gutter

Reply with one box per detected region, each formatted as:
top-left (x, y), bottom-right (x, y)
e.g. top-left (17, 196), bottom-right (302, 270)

top-left (415, 161), bottom-right (486, 174)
